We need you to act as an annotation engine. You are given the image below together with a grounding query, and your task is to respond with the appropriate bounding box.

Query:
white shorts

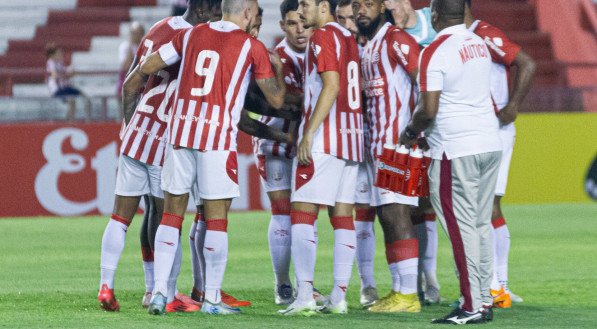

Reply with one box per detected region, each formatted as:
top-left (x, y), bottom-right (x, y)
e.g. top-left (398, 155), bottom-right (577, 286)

top-left (191, 183), bottom-right (204, 207)
top-left (495, 130), bottom-right (515, 196)
top-left (291, 153), bottom-right (358, 207)
top-left (161, 144), bottom-right (240, 200)
top-left (115, 154), bottom-right (164, 198)
top-left (366, 157), bottom-right (419, 207)
top-left (256, 154), bottom-right (293, 193)
top-left (355, 160), bottom-right (371, 204)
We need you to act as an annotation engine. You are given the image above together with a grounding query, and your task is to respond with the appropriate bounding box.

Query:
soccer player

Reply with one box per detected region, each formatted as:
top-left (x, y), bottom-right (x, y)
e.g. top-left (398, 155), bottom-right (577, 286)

top-left (383, 0), bottom-right (438, 46)
top-left (125, 0), bottom-right (286, 315)
top-left (400, 0), bottom-right (502, 323)
top-left (336, 0), bottom-right (379, 308)
top-left (279, 0), bottom-right (364, 316)
top-left (465, 0), bottom-right (536, 307)
top-left (249, 0), bottom-right (313, 306)
top-left (98, 0), bottom-right (220, 313)
top-left (353, 0), bottom-right (422, 313)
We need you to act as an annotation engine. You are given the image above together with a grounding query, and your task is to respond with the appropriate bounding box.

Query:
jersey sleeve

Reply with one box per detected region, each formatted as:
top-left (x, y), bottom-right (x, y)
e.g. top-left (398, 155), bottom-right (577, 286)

top-left (389, 30), bottom-right (421, 74)
top-left (250, 39), bottom-right (275, 80)
top-left (476, 23), bottom-right (521, 66)
top-left (158, 28), bottom-right (189, 66)
top-left (418, 42), bottom-right (448, 92)
top-left (311, 29), bottom-right (339, 73)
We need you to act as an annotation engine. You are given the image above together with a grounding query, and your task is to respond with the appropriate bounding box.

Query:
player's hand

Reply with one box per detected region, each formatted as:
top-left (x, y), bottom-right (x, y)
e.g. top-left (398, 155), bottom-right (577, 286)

top-left (269, 51), bottom-right (283, 73)
top-left (298, 133), bottom-right (313, 166)
top-left (284, 131), bottom-right (297, 146)
top-left (498, 103), bottom-right (519, 125)
top-left (417, 137), bottom-right (430, 151)
top-left (399, 129), bottom-right (417, 148)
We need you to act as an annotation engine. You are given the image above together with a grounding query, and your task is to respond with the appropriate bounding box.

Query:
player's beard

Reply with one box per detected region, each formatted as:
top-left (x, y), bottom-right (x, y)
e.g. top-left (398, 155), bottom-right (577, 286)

top-left (357, 14), bottom-right (383, 39)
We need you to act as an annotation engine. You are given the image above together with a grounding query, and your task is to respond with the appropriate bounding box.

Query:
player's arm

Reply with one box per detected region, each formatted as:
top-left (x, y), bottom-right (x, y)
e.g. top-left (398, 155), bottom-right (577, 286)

top-left (121, 52), bottom-right (168, 124)
top-left (255, 52), bottom-right (286, 109)
top-left (238, 110), bottom-right (294, 144)
top-left (244, 91), bottom-right (301, 120)
top-left (297, 71), bottom-right (340, 165)
top-left (400, 90), bottom-right (440, 147)
top-left (498, 50), bottom-right (536, 125)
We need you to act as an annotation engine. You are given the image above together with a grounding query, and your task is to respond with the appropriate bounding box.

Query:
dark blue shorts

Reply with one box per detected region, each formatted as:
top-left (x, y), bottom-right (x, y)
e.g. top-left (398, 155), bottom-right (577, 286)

top-left (53, 86), bottom-right (82, 98)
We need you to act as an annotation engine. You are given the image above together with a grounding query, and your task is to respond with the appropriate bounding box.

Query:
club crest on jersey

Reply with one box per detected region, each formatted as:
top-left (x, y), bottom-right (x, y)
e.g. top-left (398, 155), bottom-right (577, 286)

top-left (312, 44), bottom-right (322, 58)
top-left (483, 36), bottom-right (506, 57)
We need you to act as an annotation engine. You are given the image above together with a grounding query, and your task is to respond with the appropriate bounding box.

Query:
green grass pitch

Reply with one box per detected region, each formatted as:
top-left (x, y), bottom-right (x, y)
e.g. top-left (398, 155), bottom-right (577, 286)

top-left (0, 204), bottom-right (595, 328)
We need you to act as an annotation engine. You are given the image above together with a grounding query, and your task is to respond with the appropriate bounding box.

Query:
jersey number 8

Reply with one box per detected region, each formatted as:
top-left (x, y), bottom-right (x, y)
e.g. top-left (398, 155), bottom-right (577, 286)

top-left (347, 61), bottom-right (360, 110)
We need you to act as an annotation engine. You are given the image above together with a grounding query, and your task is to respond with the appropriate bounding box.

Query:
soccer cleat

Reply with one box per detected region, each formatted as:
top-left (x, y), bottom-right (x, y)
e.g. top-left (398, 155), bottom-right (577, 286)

top-left (424, 285), bottom-right (441, 305)
top-left (360, 286), bottom-right (379, 308)
top-left (480, 304), bottom-right (493, 322)
top-left (313, 288), bottom-right (329, 306)
top-left (141, 292), bottom-right (152, 308)
top-left (221, 290), bottom-right (251, 307)
top-left (166, 296), bottom-right (201, 313)
top-left (176, 292), bottom-right (202, 306)
top-left (147, 292), bottom-right (167, 315)
top-left (508, 290), bottom-right (523, 303)
top-left (318, 300), bottom-right (348, 314)
top-left (98, 284), bottom-right (120, 312)
top-left (275, 283), bottom-right (294, 305)
top-left (369, 292), bottom-right (421, 313)
top-left (431, 307), bottom-right (485, 325)
top-left (201, 299), bottom-right (241, 315)
top-left (367, 291), bottom-right (398, 312)
top-left (278, 299), bottom-right (318, 316)
top-left (191, 287), bottom-right (204, 303)
top-left (491, 287), bottom-right (512, 308)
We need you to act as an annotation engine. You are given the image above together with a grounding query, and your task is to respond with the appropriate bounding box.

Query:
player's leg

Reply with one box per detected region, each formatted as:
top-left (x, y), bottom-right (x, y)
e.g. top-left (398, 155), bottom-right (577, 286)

top-left (411, 205), bottom-right (427, 303)
top-left (66, 97), bottom-right (76, 122)
top-left (421, 200), bottom-right (440, 302)
top-left (189, 199), bottom-right (206, 302)
top-left (139, 195), bottom-right (154, 307)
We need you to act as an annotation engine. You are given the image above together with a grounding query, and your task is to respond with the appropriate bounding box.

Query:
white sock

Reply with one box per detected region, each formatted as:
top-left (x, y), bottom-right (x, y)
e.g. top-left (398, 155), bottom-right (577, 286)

top-left (424, 218), bottom-right (439, 289)
top-left (386, 239), bottom-right (419, 295)
top-left (268, 214), bottom-right (292, 286)
top-left (389, 262), bottom-right (401, 292)
top-left (291, 211), bottom-right (317, 302)
top-left (355, 220), bottom-right (376, 289)
top-left (203, 219), bottom-right (228, 304)
top-left (100, 215), bottom-right (130, 289)
top-left (152, 213), bottom-right (183, 297)
top-left (166, 238), bottom-right (182, 303)
top-left (330, 217), bottom-right (356, 305)
top-left (143, 261), bottom-right (154, 293)
top-left (493, 218), bottom-right (510, 289)
top-left (194, 218), bottom-right (206, 292)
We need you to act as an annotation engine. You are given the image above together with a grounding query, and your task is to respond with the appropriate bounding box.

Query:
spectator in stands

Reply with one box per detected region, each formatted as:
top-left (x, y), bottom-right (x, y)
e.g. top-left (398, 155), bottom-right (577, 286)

top-left (171, 0), bottom-right (188, 16)
top-left (117, 22), bottom-right (145, 116)
top-left (45, 43), bottom-right (92, 122)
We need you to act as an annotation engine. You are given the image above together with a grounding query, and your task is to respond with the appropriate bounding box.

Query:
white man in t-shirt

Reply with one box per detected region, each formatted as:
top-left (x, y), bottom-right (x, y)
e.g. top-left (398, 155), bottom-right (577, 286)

top-left (400, 0), bottom-right (502, 324)
top-left (125, 0), bottom-right (286, 315)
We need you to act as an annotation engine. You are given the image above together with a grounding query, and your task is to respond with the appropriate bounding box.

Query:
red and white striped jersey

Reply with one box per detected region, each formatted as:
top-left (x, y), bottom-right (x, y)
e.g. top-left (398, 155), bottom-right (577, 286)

top-left (361, 23), bottom-right (420, 157)
top-left (158, 21), bottom-right (275, 151)
top-left (471, 20), bottom-right (521, 134)
top-left (255, 38), bottom-right (304, 158)
top-left (301, 22), bottom-right (364, 162)
top-left (120, 16), bottom-right (191, 166)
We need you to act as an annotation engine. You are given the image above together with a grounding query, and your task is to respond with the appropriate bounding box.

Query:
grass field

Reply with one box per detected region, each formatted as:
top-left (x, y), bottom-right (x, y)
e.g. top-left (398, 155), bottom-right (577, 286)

top-left (0, 203), bottom-right (595, 328)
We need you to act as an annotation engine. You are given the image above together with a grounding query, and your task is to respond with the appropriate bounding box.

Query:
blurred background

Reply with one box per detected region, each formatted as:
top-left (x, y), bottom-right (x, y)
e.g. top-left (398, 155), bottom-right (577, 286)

top-left (0, 0), bottom-right (595, 217)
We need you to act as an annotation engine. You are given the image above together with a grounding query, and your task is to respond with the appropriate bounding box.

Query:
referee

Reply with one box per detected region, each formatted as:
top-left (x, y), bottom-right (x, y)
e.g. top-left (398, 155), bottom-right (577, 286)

top-left (400, 0), bottom-right (502, 324)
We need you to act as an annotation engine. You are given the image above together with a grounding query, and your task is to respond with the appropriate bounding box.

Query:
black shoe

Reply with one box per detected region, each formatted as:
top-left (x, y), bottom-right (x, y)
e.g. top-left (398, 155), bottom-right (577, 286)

top-left (432, 307), bottom-right (486, 325)
top-left (480, 305), bottom-right (493, 322)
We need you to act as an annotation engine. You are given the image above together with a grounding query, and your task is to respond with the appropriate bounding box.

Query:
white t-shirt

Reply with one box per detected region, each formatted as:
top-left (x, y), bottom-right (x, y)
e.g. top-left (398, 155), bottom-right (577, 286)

top-left (418, 24), bottom-right (501, 160)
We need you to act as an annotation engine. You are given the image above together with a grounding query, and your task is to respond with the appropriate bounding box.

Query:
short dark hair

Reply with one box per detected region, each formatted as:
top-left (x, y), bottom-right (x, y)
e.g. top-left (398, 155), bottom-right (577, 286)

top-left (317, 0), bottom-right (338, 15)
top-left (188, 0), bottom-right (221, 9)
top-left (45, 43), bottom-right (59, 58)
top-left (280, 0), bottom-right (299, 18)
top-left (433, 0), bottom-right (465, 20)
top-left (258, 6), bottom-right (263, 16)
top-left (465, 0), bottom-right (471, 7)
top-left (337, 0), bottom-right (352, 8)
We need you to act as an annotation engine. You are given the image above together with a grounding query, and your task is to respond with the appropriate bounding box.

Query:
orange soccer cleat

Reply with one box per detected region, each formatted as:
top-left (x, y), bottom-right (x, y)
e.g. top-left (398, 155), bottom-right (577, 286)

top-left (166, 296), bottom-right (201, 313)
top-left (98, 284), bottom-right (120, 312)
top-left (221, 290), bottom-right (252, 307)
top-left (491, 287), bottom-right (512, 308)
top-left (176, 292), bottom-right (202, 307)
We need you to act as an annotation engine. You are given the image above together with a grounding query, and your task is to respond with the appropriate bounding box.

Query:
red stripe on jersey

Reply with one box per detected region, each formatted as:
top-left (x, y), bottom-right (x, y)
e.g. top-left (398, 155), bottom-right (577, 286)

top-left (420, 35), bottom-right (451, 93)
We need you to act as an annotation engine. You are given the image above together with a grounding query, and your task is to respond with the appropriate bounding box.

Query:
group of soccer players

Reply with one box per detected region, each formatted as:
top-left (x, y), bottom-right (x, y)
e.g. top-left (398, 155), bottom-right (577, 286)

top-left (97, 0), bottom-right (535, 321)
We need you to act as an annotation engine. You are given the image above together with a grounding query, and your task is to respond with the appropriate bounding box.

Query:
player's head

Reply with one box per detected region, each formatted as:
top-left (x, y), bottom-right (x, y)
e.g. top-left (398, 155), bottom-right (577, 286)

top-left (128, 21), bottom-right (145, 44)
top-left (45, 43), bottom-right (63, 60)
top-left (336, 0), bottom-right (357, 36)
top-left (187, 0), bottom-right (223, 23)
top-left (298, 0), bottom-right (338, 29)
top-left (250, 6), bottom-right (264, 37)
top-left (222, 0), bottom-right (260, 33)
top-left (353, 0), bottom-right (385, 38)
top-left (382, 0), bottom-right (414, 28)
top-left (280, 0), bottom-right (313, 52)
top-left (430, 0), bottom-right (465, 31)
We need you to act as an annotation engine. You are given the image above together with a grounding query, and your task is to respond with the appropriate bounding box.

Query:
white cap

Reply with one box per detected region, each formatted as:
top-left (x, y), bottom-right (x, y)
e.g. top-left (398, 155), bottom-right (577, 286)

top-left (383, 143), bottom-right (395, 150)
top-left (396, 144), bottom-right (409, 154)
top-left (410, 147), bottom-right (423, 158)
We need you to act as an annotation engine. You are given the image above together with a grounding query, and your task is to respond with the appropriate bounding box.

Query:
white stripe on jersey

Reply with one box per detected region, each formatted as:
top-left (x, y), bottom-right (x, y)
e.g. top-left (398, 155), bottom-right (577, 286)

top-left (140, 122), bottom-right (161, 163)
top-left (206, 104), bottom-right (221, 148)
top-left (168, 28), bottom-right (192, 146)
top-left (130, 117), bottom-right (150, 157)
top-left (193, 102), bottom-right (209, 149)
top-left (180, 100), bottom-right (197, 147)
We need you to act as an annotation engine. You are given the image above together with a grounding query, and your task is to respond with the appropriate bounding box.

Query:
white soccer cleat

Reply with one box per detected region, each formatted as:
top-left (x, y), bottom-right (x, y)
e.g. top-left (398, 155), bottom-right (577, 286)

top-left (274, 283), bottom-right (294, 305)
top-left (508, 290), bottom-right (523, 303)
top-left (313, 288), bottom-right (328, 306)
top-left (318, 300), bottom-right (348, 314)
top-left (278, 299), bottom-right (317, 316)
top-left (425, 285), bottom-right (441, 305)
top-left (200, 300), bottom-right (241, 315)
top-left (360, 286), bottom-right (379, 308)
top-left (141, 292), bottom-right (152, 308)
